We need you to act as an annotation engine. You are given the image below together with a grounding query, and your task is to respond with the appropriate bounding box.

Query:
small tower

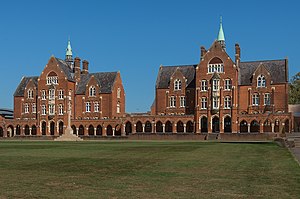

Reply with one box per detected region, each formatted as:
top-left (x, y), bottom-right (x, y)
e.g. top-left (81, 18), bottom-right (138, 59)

top-left (217, 16), bottom-right (226, 50)
top-left (65, 38), bottom-right (73, 63)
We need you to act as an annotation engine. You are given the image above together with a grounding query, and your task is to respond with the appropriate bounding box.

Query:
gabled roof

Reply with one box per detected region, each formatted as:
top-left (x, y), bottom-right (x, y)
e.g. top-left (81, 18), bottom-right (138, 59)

top-left (156, 65), bottom-right (197, 89)
top-left (14, 76), bottom-right (39, 97)
top-left (75, 72), bottom-right (118, 94)
top-left (239, 59), bottom-right (287, 85)
top-left (55, 57), bottom-right (74, 82)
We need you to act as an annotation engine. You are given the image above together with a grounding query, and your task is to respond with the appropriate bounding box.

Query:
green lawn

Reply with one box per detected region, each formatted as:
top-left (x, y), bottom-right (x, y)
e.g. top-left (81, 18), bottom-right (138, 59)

top-left (0, 141), bottom-right (299, 199)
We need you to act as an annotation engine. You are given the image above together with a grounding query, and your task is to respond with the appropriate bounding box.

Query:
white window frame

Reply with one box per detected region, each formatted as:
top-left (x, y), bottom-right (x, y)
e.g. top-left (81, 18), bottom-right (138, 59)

top-left (212, 79), bottom-right (219, 91)
top-left (208, 63), bottom-right (224, 74)
top-left (169, 96), bottom-right (176, 108)
top-left (89, 86), bottom-right (96, 97)
top-left (46, 76), bottom-right (58, 85)
top-left (174, 79), bottom-right (182, 91)
top-left (86, 102), bottom-right (91, 112)
top-left (201, 97), bottom-right (207, 109)
top-left (201, 80), bottom-right (208, 91)
top-left (117, 88), bottom-right (121, 98)
top-left (252, 93), bottom-right (259, 106)
top-left (49, 104), bottom-right (55, 115)
top-left (117, 102), bottom-right (120, 113)
top-left (213, 97), bottom-right (219, 109)
top-left (94, 102), bottom-right (99, 112)
top-left (32, 103), bottom-right (36, 113)
top-left (49, 89), bottom-right (55, 100)
top-left (27, 89), bottom-right (33, 99)
top-left (180, 96), bottom-right (186, 108)
top-left (58, 104), bottom-right (64, 115)
top-left (41, 90), bottom-right (46, 100)
top-left (257, 75), bottom-right (266, 87)
top-left (41, 105), bottom-right (46, 115)
top-left (224, 79), bottom-right (232, 90)
top-left (58, 90), bottom-right (64, 100)
top-left (24, 104), bottom-right (29, 114)
top-left (264, 93), bottom-right (271, 105)
top-left (224, 96), bottom-right (231, 109)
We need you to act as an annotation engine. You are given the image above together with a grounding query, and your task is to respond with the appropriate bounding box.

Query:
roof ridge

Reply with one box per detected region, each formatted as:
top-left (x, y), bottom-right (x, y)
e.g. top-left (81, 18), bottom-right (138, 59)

top-left (161, 64), bottom-right (197, 68)
top-left (241, 59), bottom-right (285, 63)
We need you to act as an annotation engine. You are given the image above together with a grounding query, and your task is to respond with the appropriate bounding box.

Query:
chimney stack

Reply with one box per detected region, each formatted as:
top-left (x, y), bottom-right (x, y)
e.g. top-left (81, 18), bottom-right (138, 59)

top-left (82, 60), bottom-right (89, 74)
top-left (74, 57), bottom-right (81, 82)
top-left (235, 43), bottom-right (241, 66)
top-left (200, 46), bottom-right (207, 60)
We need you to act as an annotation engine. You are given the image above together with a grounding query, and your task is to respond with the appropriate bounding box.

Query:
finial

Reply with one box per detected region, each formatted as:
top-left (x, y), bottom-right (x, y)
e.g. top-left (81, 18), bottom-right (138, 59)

top-left (220, 16), bottom-right (222, 24)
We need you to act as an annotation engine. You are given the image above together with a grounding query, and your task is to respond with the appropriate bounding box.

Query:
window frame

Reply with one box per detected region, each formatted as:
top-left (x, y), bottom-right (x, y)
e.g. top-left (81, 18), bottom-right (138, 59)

top-left (201, 97), bottom-right (207, 109)
top-left (264, 93), bottom-right (271, 105)
top-left (86, 102), bottom-right (91, 112)
top-left (174, 79), bottom-right (182, 91)
top-left (252, 93), bottom-right (259, 106)
top-left (201, 80), bottom-right (208, 91)
top-left (224, 96), bottom-right (231, 109)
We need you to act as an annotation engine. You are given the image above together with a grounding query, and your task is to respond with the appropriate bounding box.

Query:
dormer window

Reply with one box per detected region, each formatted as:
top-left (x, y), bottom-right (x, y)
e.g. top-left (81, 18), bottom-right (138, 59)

top-left (174, 79), bottom-right (182, 91)
top-left (47, 72), bottom-right (58, 85)
top-left (257, 75), bottom-right (266, 87)
top-left (89, 86), bottom-right (96, 97)
top-left (208, 57), bottom-right (224, 74)
top-left (27, 89), bottom-right (34, 99)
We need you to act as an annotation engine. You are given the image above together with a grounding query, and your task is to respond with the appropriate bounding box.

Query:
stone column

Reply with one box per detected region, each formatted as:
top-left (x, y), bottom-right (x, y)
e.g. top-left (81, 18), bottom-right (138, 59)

top-left (260, 123), bottom-right (264, 133)
top-left (142, 124), bottom-right (145, 133)
top-left (113, 128), bottom-right (115, 137)
top-left (29, 128), bottom-right (32, 136)
top-left (247, 124), bottom-right (250, 133)
top-left (14, 127), bottom-right (16, 136)
top-left (133, 124), bottom-right (136, 134)
top-left (152, 122), bottom-right (155, 133)
top-left (174, 124), bottom-right (177, 134)
top-left (184, 124), bottom-right (186, 133)
top-left (271, 123), bottom-right (275, 133)
top-left (103, 128), bottom-right (107, 136)
top-left (122, 124), bottom-right (126, 136)
top-left (85, 128), bottom-right (89, 136)
top-left (94, 128), bottom-right (97, 136)
top-left (163, 124), bottom-right (165, 133)
top-left (76, 128), bottom-right (79, 136)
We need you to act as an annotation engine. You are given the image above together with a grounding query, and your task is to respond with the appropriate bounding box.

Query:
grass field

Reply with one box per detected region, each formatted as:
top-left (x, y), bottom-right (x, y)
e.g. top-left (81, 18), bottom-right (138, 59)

top-left (0, 141), bottom-right (299, 199)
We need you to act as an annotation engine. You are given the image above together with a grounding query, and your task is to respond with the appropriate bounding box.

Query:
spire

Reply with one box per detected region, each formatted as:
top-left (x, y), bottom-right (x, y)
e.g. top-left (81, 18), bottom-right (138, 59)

top-left (65, 37), bottom-right (73, 62)
top-left (217, 16), bottom-right (226, 50)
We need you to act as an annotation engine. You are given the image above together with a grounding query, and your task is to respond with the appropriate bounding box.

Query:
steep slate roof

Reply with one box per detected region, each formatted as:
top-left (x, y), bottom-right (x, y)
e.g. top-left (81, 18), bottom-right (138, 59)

top-left (156, 65), bottom-right (197, 89)
top-left (0, 108), bottom-right (13, 119)
top-left (76, 72), bottom-right (118, 94)
top-left (55, 58), bottom-right (75, 81)
top-left (239, 59), bottom-right (287, 85)
top-left (14, 76), bottom-right (39, 97)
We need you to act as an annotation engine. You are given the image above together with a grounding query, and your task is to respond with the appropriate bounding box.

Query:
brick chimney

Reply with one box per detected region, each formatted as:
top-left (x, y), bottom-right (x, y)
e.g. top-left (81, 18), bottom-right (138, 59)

top-left (235, 43), bottom-right (241, 66)
top-left (82, 60), bottom-right (89, 74)
top-left (200, 46), bottom-right (207, 60)
top-left (74, 57), bottom-right (81, 82)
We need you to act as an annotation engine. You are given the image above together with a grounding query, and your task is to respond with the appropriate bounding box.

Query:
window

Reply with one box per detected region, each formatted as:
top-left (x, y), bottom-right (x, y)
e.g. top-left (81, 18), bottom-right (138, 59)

top-left (49, 89), bottom-right (55, 100)
top-left (58, 90), bottom-right (64, 99)
top-left (86, 102), bottom-right (91, 112)
top-left (94, 102), bottom-right (99, 112)
top-left (46, 76), bottom-right (58, 85)
top-left (41, 105), bottom-right (46, 115)
top-left (208, 63), bottom-right (224, 73)
top-left (169, 96), bottom-right (176, 108)
top-left (201, 97), bottom-right (207, 109)
top-left (41, 90), bottom-right (46, 100)
top-left (212, 79), bottom-right (219, 91)
top-left (27, 89), bottom-right (33, 99)
top-left (89, 86), bottom-right (96, 97)
top-left (32, 103), bottom-right (36, 113)
top-left (252, 93), bottom-right (259, 106)
top-left (224, 79), bottom-right (232, 90)
top-left (180, 96), bottom-right (186, 107)
top-left (224, 96), bottom-right (231, 109)
top-left (58, 104), bottom-right (64, 115)
top-left (117, 88), bottom-right (121, 98)
top-left (257, 75), bottom-right (266, 87)
top-left (213, 97), bottom-right (219, 109)
top-left (117, 102), bottom-right (120, 113)
top-left (264, 93), bottom-right (271, 105)
top-left (24, 104), bottom-right (29, 113)
top-left (49, 104), bottom-right (55, 115)
top-left (174, 79), bottom-right (182, 91)
top-left (201, 80), bottom-right (208, 91)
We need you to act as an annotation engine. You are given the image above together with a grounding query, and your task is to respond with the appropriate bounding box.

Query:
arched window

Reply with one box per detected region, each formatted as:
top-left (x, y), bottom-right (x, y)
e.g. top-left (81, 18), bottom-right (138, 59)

top-left (89, 86), bottom-right (96, 96)
top-left (174, 79), bottom-right (182, 91)
top-left (117, 88), bottom-right (121, 98)
top-left (208, 57), bottom-right (224, 73)
top-left (257, 75), bottom-right (266, 87)
top-left (117, 101), bottom-right (120, 113)
top-left (47, 71), bottom-right (58, 85)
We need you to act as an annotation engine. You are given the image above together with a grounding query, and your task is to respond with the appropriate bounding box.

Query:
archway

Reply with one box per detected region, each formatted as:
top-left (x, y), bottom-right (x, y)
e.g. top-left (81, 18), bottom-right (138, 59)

top-left (212, 117), bottom-right (220, 133)
top-left (24, 125), bottom-right (30, 135)
top-left (224, 116), bottom-right (232, 133)
top-left (240, 120), bottom-right (248, 133)
top-left (50, 121), bottom-right (55, 135)
top-left (274, 120), bottom-right (280, 133)
top-left (16, 125), bottom-right (21, 135)
top-left (125, 122), bottom-right (132, 135)
top-left (71, 125), bottom-right (77, 135)
top-left (59, 121), bottom-right (64, 135)
top-left (78, 125), bottom-right (84, 136)
top-left (250, 120), bottom-right (260, 133)
top-left (177, 121), bottom-right (184, 133)
top-left (0, 127), bottom-right (3, 137)
top-left (136, 121), bottom-right (143, 133)
top-left (201, 117), bottom-right (208, 133)
top-left (41, 122), bottom-right (46, 135)
top-left (88, 125), bottom-right (94, 136)
top-left (96, 125), bottom-right (102, 136)
top-left (263, 120), bottom-right (272, 133)
top-left (165, 121), bottom-right (172, 133)
top-left (285, 119), bottom-right (289, 133)
top-left (186, 121), bottom-right (194, 133)
top-left (156, 121), bottom-right (163, 133)
top-left (145, 121), bottom-right (152, 133)
top-left (107, 125), bottom-right (113, 136)
top-left (31, 125), bottom-right (37, 135)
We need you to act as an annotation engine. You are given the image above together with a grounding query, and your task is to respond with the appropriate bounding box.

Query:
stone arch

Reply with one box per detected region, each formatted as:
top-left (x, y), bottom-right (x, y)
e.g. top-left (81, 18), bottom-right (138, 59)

top-left (145, 121), bottom-right (152, 133)
top-left (41, 121), bottom-right (46, 135)
top-left (96, 125), bottom-right (102, 136)
top-left (24, 125), bottom-right (30, 135)
top-left (224, 116), bottom-right (232, 133)
top-left (250, 120), bottom-right (260, 133)
top-left (16, 125), bottom-right (21, 135)
top-left (78, 125), bottom-right (84, 136)
top-left (50, 121), bottom-right (55, 135)
top-left (177, 121), bottom-right (184, 133)
top-left (212, 116), bottom-right (220, 133)
top-left (107, 125), bottom-right (113, 136)
top-left (125, 121), bottom-right (132, 135)
top-left (201, 116), bottom-right (208, 133)
top-left (88, 125), bottom-right (94, 136)
top-left (165, 121), bottom-right (172, 133)
top-left (0, 126), bottom-right (3, 137)
top-left (156, 121), bottom-right (163, 133)
top-left (31, 125), bottom-right (37, 135)
top-left (186, 121), bottom-right (194, 133)
top-left (71, 125), bottom-right (76, 135)
top-left (240, 120), bottom-right (248, 133)
top-left (274, 119), bottom-right (280, 133)
top-left (58, 121), bottom-right (64, 135)
top-left (136, 121), bottom-right (143, 133)
top-left (263, 119), bottom-right (272, 133)
top-left (284, 119), bottom-right (290, 133)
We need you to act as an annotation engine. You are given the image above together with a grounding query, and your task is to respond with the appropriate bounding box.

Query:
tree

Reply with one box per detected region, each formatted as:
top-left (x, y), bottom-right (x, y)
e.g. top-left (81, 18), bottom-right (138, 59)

top-left (289, 72), bottom-right (300, 104)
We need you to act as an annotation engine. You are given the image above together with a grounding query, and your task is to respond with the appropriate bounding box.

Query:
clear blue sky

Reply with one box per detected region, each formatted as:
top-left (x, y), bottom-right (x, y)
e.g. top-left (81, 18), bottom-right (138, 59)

top-left (0, 0), bottom-right (299, 112)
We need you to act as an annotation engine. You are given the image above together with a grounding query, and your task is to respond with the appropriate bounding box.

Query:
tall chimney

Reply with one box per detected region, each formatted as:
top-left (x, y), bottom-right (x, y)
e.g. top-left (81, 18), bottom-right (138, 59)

top-left (82, 60), bottom-right (89, 74)
top-left (235, 43), bottom-right (241, 66)
top-left (200, 46), bottom-right (207, 60)
top-left (74, 57), bottom-right (81, 82)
